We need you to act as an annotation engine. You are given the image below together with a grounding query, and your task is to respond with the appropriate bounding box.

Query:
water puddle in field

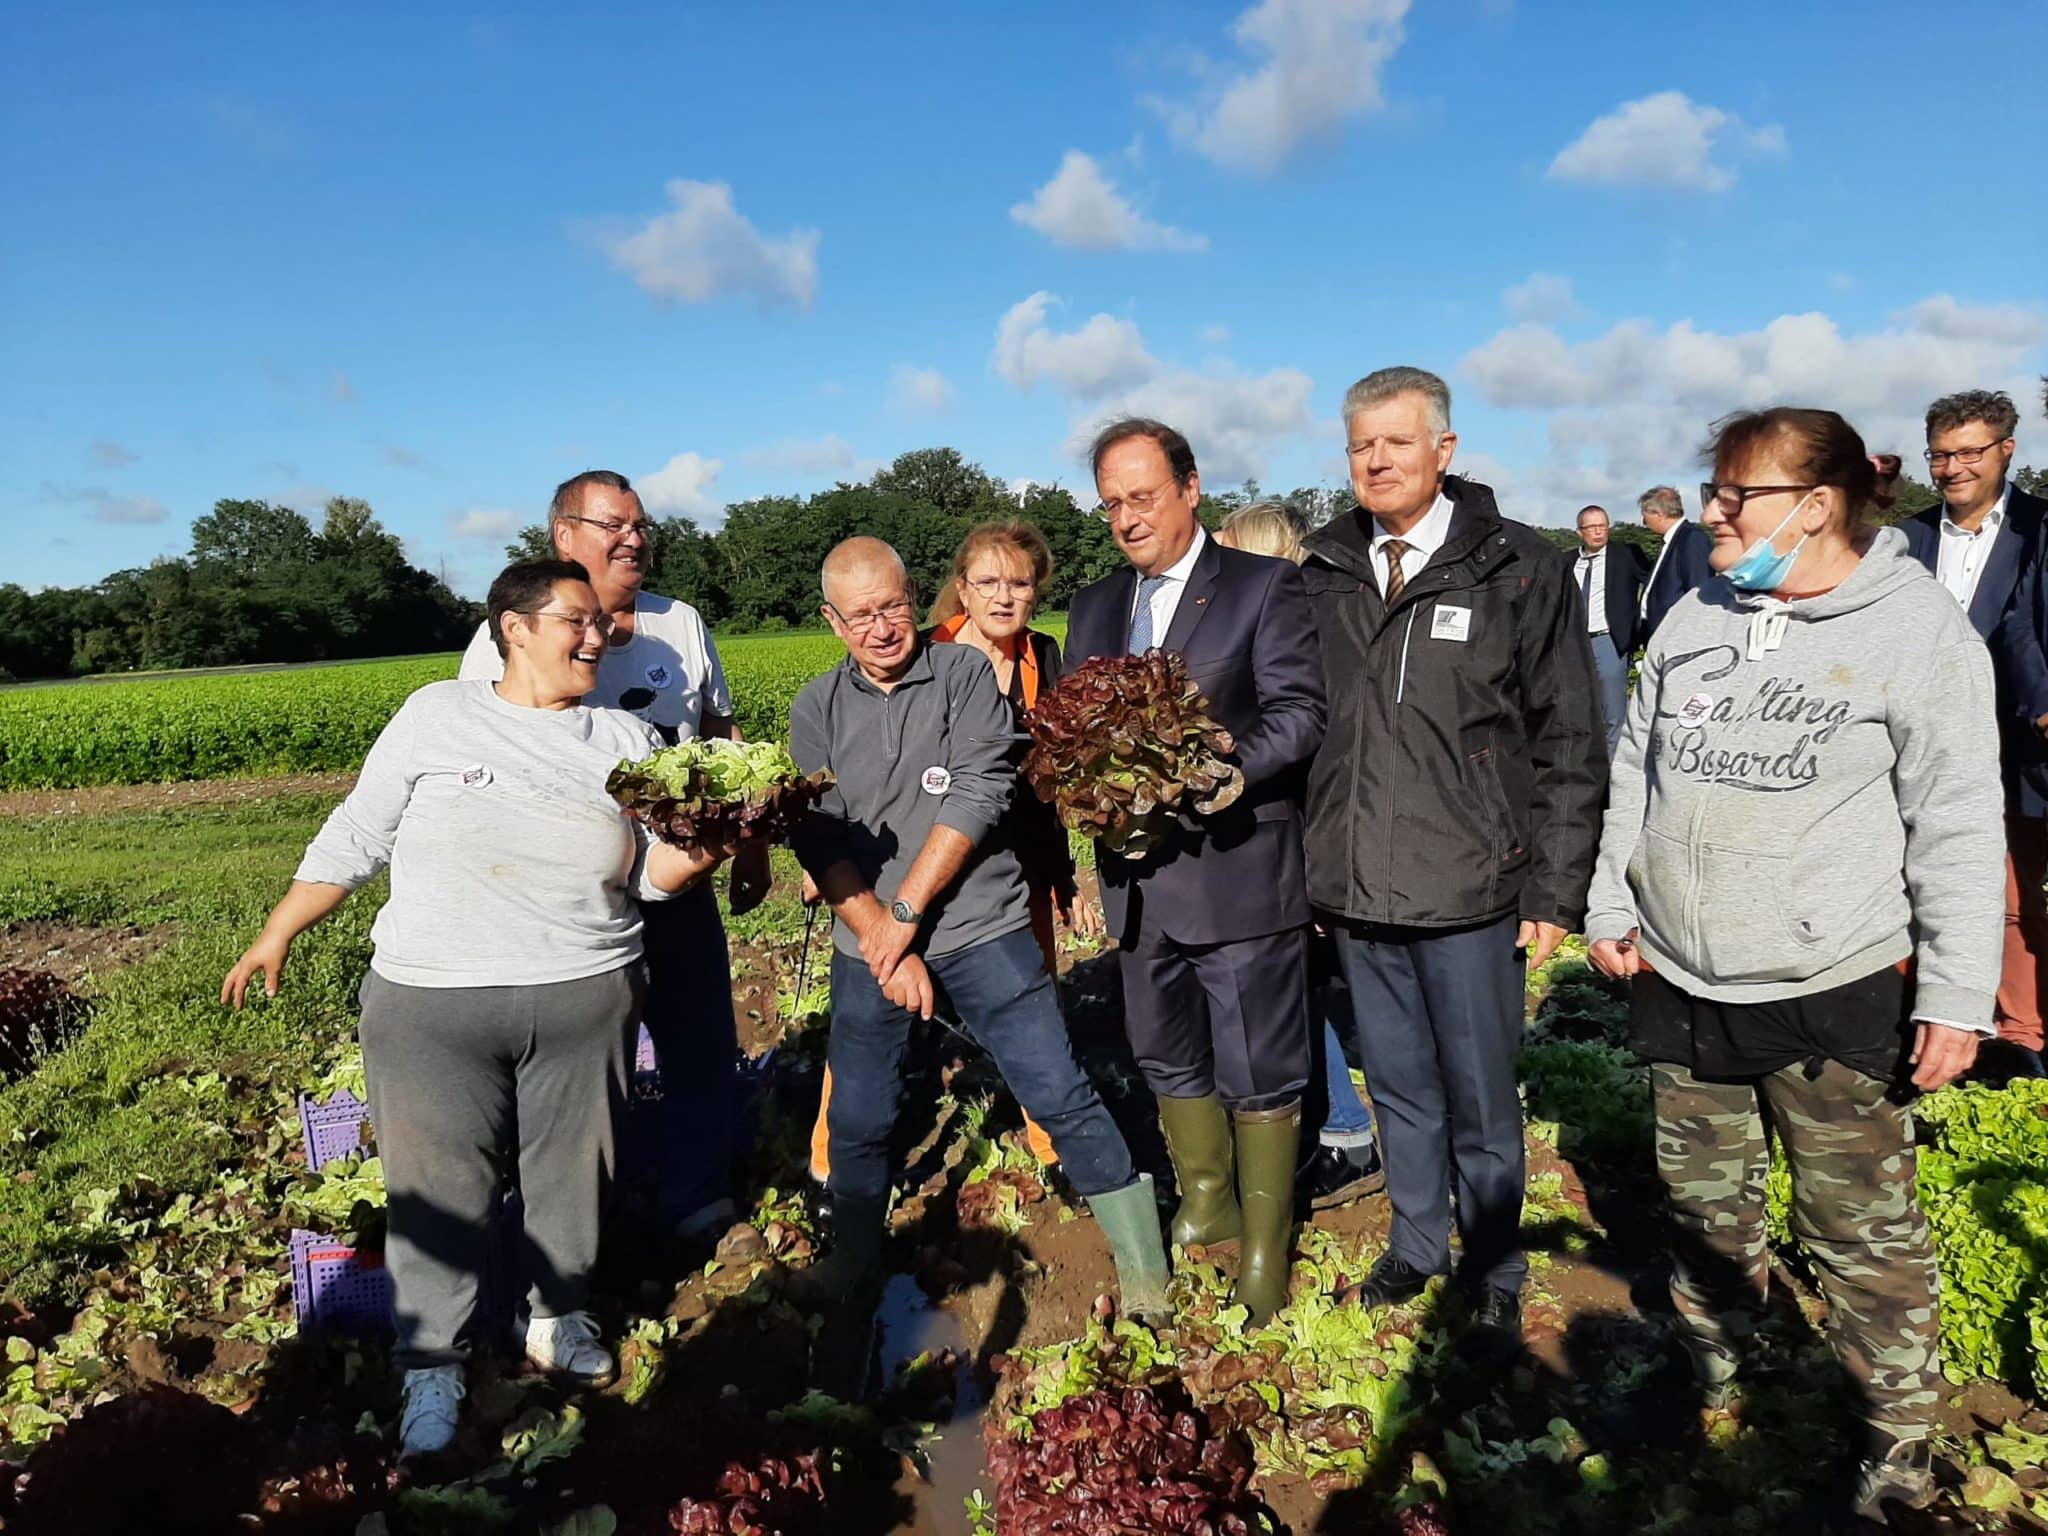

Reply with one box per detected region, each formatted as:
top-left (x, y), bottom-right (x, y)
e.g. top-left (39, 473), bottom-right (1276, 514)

top-left (875, 1273), bottom-right (991, 1533)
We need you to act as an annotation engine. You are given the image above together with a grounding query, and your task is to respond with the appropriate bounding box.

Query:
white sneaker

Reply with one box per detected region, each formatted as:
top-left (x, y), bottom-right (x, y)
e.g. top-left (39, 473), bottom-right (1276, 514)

top-left (399, 1365), bottom-right (464, 1457)
top-left (525, 1310), bottom-right (615, 1387)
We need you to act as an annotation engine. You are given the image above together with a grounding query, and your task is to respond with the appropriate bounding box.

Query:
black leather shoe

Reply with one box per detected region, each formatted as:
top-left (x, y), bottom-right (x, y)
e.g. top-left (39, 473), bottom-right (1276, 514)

top-left (1297, 1142), bottom-right (1386, 1211)
top-left (1336, 1252), bottom-right (1436, 1310)
top-left (1459, 1285), bottom-right (1524, 1366)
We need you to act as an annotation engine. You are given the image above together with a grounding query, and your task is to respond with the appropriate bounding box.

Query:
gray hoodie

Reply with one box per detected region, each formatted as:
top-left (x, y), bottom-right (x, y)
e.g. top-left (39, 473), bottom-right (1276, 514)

top-left (1584, 526), bottom-right (2002, 1030)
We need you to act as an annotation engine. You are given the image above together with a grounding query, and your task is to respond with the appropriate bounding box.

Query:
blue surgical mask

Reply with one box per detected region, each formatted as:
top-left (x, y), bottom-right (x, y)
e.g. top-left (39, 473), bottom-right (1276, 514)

top-left (1724, 493), bottom-right (1814, 592)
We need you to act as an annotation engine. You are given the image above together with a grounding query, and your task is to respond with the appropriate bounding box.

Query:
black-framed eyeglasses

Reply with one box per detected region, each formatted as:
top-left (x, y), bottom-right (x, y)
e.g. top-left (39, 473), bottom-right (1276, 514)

top-left (518, 608), bottom-right (617, 641)
top-left (1700, 482), bottom-right (1817, 514)
top-left (560, 513), bottom-right (654, 542)
top-left (1924, 441), bottom-right (2008, 468)
top-left (964, 576), bottom-right (1037, 599)
top-left (826, 598), bottom-right (916, 636)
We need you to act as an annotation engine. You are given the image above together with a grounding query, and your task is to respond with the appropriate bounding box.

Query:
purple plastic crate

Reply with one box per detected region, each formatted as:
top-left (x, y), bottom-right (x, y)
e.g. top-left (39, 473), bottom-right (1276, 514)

top-left (634, 1024), bottom-right (657, 1077)
top-left (289, 1228), bottom-right (395, 1336)
top-left (298, 1089), bottom-right (373, 1172)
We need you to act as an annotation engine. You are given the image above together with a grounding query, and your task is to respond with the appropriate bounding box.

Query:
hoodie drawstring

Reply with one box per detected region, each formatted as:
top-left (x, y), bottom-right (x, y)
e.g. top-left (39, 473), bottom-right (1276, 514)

top-left (1746, 608), bottom-right (1789, 660)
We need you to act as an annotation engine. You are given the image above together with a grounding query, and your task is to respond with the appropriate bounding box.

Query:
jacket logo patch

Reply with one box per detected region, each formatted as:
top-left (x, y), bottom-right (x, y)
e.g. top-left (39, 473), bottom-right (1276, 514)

top-left (1430, 606), bottom-right (1472, 642)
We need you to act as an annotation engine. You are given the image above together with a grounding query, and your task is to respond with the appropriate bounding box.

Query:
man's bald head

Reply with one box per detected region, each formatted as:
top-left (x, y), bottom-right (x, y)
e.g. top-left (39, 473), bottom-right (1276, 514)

top-left (821, 537), bottom-right (907, 605)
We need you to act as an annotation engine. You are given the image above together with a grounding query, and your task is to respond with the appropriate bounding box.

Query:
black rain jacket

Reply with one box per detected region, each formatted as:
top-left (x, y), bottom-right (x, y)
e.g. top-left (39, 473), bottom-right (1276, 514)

top-left (1299, 475), bottom-right (1608, 930)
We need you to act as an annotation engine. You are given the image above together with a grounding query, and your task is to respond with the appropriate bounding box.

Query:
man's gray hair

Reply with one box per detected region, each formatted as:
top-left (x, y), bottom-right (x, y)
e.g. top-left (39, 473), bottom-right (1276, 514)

top-left (1638, 485), bottom-right (1684, 521)
top-left (1341, 367), bottom-right (1452, 439)
top-left (820, 536), bottom-right (907, 599)
top-left (1925, 389), bottom-right (2019, 442)
top-left (550, 469), bottom-right (635, 526)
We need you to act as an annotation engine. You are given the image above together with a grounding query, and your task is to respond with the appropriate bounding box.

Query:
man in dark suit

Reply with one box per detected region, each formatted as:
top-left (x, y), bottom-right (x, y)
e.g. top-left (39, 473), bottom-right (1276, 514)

top-left (1638, 485), bottom-right (1714, 639)
top-left (1907, 389), bottom-right (2048, 1081)
top-left (1299, 367), bottom-right (1605, 1360)
top-left (1566, 504), bottom-right (1647, 750)
top-left (1065, 417), bottom-right (1328, 1324)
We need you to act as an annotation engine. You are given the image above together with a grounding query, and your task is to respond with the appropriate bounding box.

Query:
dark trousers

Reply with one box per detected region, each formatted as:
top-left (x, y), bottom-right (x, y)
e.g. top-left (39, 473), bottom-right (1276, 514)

top-left (638, 881), bottom-right (739, 1223)
top-left (825, 927), bottom-right (1135, 1203)
top-left (1591, 632), bottom-right (1629, 753)
top-left (359, 963), bottom-right (642, 1368)
top-left (1330, 913), bottom-right (1526, 1289)
top-left (1118, 921), bottom-right (1311, 1111)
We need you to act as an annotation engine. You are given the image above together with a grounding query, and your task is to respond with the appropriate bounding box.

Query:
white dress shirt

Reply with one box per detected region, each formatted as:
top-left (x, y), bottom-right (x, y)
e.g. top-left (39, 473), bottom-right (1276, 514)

top-left (1368, 493), bottom-right (1454, 595)
top-left (1131, 525), bottom-right (1209, 642)
top-left (1574, 546), bottom-right (1610, 635)
top-left (1640, 518), bottom-right (1683, 619)
top-left (1936, 485), bottom-right (2010, 610)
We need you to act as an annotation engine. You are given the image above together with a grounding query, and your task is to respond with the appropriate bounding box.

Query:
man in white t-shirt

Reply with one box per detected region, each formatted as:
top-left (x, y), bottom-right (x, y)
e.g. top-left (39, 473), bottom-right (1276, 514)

top-left (459, 469), bottom-right (764, 1240)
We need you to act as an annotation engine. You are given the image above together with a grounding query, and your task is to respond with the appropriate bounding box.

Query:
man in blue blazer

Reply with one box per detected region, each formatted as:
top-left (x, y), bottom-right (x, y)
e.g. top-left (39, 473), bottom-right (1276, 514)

top-left (1638, 485), bottom-right (1715, 640)
top-left (1064, 417), bottom-right (1328, 1324)
top-left (1907, 389), bottom-right (2048, 1080)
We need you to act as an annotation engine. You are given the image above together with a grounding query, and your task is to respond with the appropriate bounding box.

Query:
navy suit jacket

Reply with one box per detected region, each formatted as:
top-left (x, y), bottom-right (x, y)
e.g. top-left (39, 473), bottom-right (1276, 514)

top-left (1641, 519), bottom-right (1715, 640)
top-left (1925, 485), bottom-right (2048, 812)
top-left (1564, 543), bottom-right (1648, 654)
top-left (1063, 537), bottom-right (1327, 946)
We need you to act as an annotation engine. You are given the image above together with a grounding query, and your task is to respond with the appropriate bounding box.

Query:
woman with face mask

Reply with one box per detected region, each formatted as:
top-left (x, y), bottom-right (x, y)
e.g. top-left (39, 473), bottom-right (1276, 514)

top-left (1583, 408), bottom-right (2003, 1529)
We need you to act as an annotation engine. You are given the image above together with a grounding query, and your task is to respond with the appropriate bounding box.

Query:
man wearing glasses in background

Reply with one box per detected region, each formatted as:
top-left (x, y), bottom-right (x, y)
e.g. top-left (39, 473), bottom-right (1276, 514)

top-left (1062, 418), bottom-right (1327, 1326)
top-left (1903, 391), bottom-right (2048, 1081)
top-left (460, 470), bottom-right (770, 1244)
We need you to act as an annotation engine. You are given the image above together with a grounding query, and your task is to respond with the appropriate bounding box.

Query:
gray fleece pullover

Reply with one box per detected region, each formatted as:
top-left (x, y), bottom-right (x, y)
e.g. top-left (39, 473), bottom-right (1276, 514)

top-left (1585, 526), bottom-right (2002, 1031)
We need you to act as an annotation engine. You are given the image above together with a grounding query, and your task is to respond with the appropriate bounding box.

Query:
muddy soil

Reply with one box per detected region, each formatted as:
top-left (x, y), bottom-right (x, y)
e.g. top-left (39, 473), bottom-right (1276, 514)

top-left (0, 771), bottom-right (356, 820)
top-left (0, 920), bottom-right (167, 987)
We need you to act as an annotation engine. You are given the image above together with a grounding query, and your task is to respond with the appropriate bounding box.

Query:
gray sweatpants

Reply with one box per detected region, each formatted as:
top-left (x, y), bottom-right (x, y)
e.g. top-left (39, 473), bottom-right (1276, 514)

top-left (358, 962), bottom-right (644, 1368)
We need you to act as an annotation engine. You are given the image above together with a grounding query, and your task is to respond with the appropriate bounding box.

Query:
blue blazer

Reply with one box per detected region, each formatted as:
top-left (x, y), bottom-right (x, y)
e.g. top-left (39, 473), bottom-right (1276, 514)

top-left (1899, 495), bottom-right (2036, 641)
top-left (1642, 519), bottom-right (1715, 640)
top-left (1063, 536), bottom-right (1327, 946)
top-left (1951, 485), bottom-right (2048, 813)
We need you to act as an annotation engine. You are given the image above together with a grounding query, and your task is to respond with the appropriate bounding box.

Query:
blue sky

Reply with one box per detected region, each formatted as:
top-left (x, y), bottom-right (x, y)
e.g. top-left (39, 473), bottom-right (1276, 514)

top-left (5, 1), bottom-right (2045, 597)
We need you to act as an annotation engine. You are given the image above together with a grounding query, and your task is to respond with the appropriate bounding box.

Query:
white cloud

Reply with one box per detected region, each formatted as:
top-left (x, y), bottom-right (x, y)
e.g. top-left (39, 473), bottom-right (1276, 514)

top-left (1156, 0), bottom-right (1410, 174)
top-left (1009, 151), bottom-right (1207, 252)
top-left (450, 508), bottom-right (520, 540)
top-left (94, 496), bottom-right (169, 525)
top-left (88, 439), bottom-right (137, 468)
top-left (1459, 295), bottom-right (2047, 516)
top-left (743, 434), bottom-right (858, 475)
top-left (599, 180), bottom-right (820, 310)
top-left (1200, 324), bottom-right (1232, 345)
top-left (994, 292), bottom-right (1156, 396)
top-left (1547, 91), bottom-right (1785, 193)
top-left (1503, 272), bottom-right (1578, 324)
top-left (638, 451), bottom-right (724, 518)
top-left (889, 364), bottom-right (955, 414)
top-left (991, 292), bottom-right (1314, 482)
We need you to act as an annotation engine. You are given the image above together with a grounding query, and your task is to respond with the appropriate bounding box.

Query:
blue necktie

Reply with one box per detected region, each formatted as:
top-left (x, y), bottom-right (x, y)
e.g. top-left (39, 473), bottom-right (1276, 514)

top-left (1127, 575), bottom-right (1171, 653)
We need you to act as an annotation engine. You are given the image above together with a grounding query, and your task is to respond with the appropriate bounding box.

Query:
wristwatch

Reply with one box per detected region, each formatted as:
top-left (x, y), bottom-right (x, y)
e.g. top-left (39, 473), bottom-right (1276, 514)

top-left (889, 898), bottom-right (923, 926)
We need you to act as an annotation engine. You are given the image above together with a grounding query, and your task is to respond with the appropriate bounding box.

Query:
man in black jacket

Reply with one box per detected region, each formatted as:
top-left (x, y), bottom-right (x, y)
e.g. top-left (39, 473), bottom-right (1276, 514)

top-left (1300, 367), bottom-right (1606, 1355)
top-left (1565, 504), bottom-right (1647, 750)
top-left (1065, 418), bottom-right (1328, 1324)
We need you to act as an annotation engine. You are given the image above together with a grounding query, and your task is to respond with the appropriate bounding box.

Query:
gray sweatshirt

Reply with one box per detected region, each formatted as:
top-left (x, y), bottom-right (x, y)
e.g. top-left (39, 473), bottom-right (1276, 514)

top-left (297, 680), bottom-right (669, 988)
top-left (1584, 527), bottom-right (2002, 1030)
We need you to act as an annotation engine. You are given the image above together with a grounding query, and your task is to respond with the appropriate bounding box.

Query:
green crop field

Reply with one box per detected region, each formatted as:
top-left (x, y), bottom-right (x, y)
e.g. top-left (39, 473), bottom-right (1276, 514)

top-left (0, 622), bottom-right (1066, 791)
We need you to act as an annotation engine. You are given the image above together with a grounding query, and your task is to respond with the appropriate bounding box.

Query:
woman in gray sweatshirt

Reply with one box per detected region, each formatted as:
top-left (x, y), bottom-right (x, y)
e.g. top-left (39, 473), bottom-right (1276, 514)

top-left (222, 559), bottom-right (737, 1459)
top-left (1584, 408), bottom-right (2002, 1527)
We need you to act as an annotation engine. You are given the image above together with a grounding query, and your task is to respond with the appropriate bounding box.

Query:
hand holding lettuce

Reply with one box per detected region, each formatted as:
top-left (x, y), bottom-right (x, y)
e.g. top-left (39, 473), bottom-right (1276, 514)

top-left (606, 738), bottom-right (832, 851)
top-left (1022, 653), bottom-right (1243, 859)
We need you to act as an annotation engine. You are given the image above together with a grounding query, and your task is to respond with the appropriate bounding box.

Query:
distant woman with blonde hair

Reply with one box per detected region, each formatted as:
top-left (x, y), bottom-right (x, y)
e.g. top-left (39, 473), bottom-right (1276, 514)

top-left (1216, 502), bottom-right (1386, 1212)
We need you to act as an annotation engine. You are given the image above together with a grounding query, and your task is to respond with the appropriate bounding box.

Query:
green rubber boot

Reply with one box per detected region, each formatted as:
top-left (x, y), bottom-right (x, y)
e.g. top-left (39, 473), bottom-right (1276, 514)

top-left (1089, 1173), bottom-right (1172, 1325)
top-left (1156, 1093), bottom-right (1242, 1250)
top-left (1233, 1101), bottom-right (1302, 1326)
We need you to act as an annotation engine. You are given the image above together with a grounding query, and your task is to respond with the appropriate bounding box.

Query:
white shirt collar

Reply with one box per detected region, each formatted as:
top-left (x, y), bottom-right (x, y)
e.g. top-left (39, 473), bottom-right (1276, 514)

top-left (1660, 519), bottom-right (1682, 544)
top-left (1941, 483), bottom-right (2010, 538)
top-left (1369, 492), bottom-right (1454, 559)
top-left (1154, 524), bottom-right (1207, 583)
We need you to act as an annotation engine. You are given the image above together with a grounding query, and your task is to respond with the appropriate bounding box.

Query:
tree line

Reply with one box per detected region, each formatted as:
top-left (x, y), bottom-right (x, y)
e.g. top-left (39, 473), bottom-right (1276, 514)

top-left (6, 448), bottom-right (2039, 680)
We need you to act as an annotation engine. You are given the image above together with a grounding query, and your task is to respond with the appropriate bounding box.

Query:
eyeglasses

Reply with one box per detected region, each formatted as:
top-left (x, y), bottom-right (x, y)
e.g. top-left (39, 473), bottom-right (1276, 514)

top-left (964, 576), bottom-right (1037, 599)
top-left (561, 513), bottom-right (654, 542)
top-left (1093, 481), bottom-right (1179, 522)
top-left (1700, 482), bottom-right (1816, 514)
top-left (827, 599), bottom-right (915, 636)
top-left (1924, 441), bottom-right (2007, 468)
top-left (519, 608), bottom-right (616, 641)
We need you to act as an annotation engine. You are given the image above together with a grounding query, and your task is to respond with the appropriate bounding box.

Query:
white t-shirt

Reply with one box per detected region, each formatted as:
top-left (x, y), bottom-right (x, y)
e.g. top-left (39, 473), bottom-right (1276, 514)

top-left (461, 591), bottom-right (733, 743)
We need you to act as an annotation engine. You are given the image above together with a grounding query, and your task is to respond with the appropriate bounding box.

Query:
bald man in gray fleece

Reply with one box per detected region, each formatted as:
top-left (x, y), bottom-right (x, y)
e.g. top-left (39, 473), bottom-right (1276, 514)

top-left (783, 537), bottom-right (1167, 1399)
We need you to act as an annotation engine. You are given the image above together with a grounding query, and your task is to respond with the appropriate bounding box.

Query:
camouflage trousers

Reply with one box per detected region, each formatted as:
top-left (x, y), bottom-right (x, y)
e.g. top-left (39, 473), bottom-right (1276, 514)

top-left (1652, 1059), bottom-right (1940, 1443)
